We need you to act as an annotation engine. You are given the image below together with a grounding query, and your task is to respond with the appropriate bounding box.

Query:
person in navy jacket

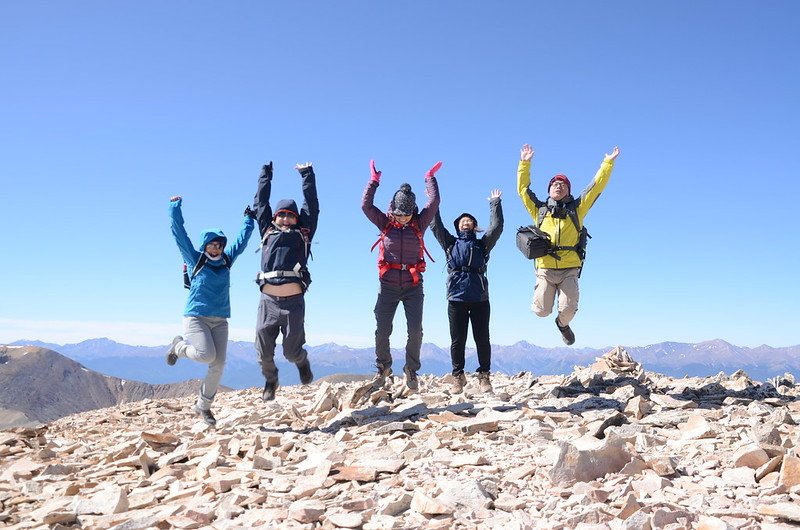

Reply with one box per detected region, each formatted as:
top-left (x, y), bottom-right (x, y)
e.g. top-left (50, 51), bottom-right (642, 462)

top-left (429, 189), bottom-right (503, 394)
top-left (253, 161), bottom-right (319, 402)
top-left (166, 196), bottom-right (255, 426)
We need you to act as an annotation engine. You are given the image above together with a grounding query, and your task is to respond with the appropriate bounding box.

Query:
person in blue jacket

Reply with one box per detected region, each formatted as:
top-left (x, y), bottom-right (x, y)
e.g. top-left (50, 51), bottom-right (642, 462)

top-left (165, 195), bottom-right (255, 426)
top-left (429, 189), bottom-right (503, 394)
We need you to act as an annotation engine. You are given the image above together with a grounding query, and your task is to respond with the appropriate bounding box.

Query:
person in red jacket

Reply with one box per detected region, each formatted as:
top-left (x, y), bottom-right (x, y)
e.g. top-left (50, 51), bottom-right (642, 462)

top-left (362, 160), bottom-right (441, 392)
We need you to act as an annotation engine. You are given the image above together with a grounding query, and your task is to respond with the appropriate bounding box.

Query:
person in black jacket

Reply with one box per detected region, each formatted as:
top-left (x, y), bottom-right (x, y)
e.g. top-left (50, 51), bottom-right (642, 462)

top-left (253, 161), bottom-right (319, 401)
top-left (430, 189), bottom-right (503, 394)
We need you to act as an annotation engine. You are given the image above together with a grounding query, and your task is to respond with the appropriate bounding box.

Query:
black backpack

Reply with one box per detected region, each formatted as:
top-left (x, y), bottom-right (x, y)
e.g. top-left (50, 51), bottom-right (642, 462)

top-left (516, 204), bottom-right (591, 262)
top-left (183, 254), bottom-right (232, 289)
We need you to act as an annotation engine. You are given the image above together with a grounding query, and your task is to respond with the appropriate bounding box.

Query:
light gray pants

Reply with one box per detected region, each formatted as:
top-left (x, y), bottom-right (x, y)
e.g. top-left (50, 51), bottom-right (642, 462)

top-left (176, 316), bottom-right (228, 411)
top-left (532, 267), bottom-right (580, 326)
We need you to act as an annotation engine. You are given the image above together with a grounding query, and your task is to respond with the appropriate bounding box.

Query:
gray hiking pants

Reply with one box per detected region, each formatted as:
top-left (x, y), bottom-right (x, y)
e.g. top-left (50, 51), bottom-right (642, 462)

top-left (176, 316), bottom-right (228, 411)
top-left (532, 267), bottom-right (580, 326)
top-left (256, 293), bottom-right (309, 384)
top-left (374, 282), bottom-right (424, 374)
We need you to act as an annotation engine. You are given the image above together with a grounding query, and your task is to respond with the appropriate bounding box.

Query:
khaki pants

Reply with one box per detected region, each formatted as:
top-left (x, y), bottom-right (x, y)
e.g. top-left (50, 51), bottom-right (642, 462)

top-left (532, 267), bottom-right (580, 326)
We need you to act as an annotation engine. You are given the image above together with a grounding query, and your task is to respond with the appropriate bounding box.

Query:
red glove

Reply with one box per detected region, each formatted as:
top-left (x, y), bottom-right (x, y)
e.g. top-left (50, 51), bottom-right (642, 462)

top-left (425, 161), bottom-right (443, 179)
top-left (370, 160), bottom-right (382, 183)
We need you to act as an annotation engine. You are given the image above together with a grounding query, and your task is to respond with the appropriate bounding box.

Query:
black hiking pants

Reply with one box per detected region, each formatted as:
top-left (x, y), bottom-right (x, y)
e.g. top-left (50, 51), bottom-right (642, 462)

top-left (448, 300), bottom-right (491, 375)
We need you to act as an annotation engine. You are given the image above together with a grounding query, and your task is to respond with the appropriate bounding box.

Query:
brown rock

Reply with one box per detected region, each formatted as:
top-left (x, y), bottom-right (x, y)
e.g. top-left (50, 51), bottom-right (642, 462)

top-left (779, 455), bottom-right (800, 488)
top-left (288, 499), bottom-right (325, 523)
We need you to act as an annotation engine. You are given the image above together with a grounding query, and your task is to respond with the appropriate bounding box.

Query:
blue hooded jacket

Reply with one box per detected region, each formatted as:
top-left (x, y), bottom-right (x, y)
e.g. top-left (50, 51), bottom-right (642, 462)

top-left (169, 199), bottom-right (255, 318)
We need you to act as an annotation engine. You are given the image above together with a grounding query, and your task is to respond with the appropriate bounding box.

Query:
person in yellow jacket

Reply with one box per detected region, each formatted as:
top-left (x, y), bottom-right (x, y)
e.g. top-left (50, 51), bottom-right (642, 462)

top-left (517, 144), bottom-right (620, 345)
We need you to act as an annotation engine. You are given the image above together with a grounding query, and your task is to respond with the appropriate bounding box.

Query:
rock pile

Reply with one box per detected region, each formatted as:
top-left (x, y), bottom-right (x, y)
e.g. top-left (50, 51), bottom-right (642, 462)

top-left (2, 347), bottom-right (800, 529)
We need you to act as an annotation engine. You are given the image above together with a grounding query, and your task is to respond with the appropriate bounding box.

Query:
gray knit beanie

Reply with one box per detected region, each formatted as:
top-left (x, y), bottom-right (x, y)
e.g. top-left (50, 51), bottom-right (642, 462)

top-left (390, 183), bottom-right (417, 216)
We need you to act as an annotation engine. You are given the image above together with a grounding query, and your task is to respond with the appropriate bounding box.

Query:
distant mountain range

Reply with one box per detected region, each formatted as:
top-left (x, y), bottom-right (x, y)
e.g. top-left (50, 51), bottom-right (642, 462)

top-left (0, 345), bottom-right (209, 429)
top-left (7, 337), bottom-right (800, 390)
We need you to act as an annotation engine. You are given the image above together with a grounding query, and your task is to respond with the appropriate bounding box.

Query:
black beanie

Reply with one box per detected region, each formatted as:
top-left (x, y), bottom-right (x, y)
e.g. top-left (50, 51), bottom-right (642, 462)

top-left (390, 184), bottom-right (417, 216)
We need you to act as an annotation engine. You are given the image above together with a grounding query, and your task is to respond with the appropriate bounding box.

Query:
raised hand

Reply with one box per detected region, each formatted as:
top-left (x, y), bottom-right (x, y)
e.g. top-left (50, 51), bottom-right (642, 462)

top-left (244, 205), bottom-right (256, 219)
top-left (520, 144), bottom-right (534, 161)
top-left (370, 160), bottom-right (382, 183)
top-left (606, 147), bottom-right (621, 161)
top-left (261, 161), bottom-right (274, 177)
top-left (488, 189), bottom-right (502, 200)
top-left (170, 195), bottom-right (182, 202)
top-left (295, 162), bottom-right (313, 170)
top-left (425, 161), bottom-right (443, 178)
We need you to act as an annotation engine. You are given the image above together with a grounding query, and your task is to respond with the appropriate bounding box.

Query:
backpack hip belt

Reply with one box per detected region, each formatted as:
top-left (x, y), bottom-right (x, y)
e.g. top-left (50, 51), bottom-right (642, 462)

top-left (378, 260), bottom-right (427, 285)
top-left (257, 270), bottom-right (305, 280)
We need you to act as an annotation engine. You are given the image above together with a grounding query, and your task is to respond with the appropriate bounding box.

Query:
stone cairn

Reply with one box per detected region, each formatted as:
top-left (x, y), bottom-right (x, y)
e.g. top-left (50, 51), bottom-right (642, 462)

top-left (2, 346), bottom-right (800, 529)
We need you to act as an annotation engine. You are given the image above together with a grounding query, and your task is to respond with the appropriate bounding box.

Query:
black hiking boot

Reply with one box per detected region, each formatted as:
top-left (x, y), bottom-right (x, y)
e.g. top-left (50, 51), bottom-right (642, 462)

top-left (193, 404), bottom-right (216, 427)
top-left (262, 380), bottom-right (278, 401)
top-left (556, 317), bottom-right (575, 346)
top-left (165, 336), bottom-right (182, 366)
top-left (297, 360), bottom-right (314, 385)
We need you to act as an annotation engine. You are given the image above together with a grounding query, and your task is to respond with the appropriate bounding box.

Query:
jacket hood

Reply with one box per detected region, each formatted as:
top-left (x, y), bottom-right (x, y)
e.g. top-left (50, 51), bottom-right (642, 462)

top-left (197, 229), bottom-right (227, 252)
top-left (453, 212), bottom-right (478, 232)
top-left (274, 199), bottom-right (299, 218)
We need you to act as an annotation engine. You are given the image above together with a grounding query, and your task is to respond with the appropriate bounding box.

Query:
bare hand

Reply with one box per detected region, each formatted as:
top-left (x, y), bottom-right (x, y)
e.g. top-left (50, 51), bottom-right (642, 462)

top-left (606, 147), bottom-right (620, 161)
top-left (170, 195), bottom-right (181, 202)
top-left (488, 189), bottom-right (502, 200)
top-left (520, 144), bottom-right (534, 161)
top-left (295, 162), bottom-right (313, 170)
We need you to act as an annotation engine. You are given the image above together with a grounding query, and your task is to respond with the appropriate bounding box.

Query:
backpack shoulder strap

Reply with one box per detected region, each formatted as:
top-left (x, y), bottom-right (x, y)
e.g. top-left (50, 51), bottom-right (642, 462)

top-left (370, 221), bottom-right (394, 252)
top-left (536, 205), bottom-right (548, 228)
top-left (410, 219), bottom-right (435, 263)
top-left (190, 254), bottom-right (209, 279)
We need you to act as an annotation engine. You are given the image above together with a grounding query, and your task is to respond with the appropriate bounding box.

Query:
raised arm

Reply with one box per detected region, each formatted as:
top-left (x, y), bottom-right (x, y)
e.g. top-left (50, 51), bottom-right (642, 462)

top-left (481, 189), bottom-right (504, 252)
top-left (362, 160), bottom-right (390, 229)
top-left (295, 162), bottom-right (320, 240)
top-left (168, 196), bottom-right (201, 268)
top-left (429, 209), bottom-right (455, 252)
top-left (415, 161), bottom-right (442, 230)
top-left (576, 146), bottom-right (620, 221)
top-left (253, 162), bottom-right (274, 237)
top-left (516, 144), bottom-right (539, 221)
top-left (226, 209), bottom-right (256, 264)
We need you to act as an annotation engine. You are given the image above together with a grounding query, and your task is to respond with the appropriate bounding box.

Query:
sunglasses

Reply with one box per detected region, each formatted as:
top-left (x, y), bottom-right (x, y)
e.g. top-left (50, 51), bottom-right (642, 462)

top-left (275, 211), bottom-right (297, 218)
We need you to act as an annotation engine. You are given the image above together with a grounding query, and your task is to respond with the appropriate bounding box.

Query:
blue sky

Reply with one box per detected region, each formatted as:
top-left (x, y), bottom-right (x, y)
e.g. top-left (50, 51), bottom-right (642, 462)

top-left (1, 1), bottom-right (798, 349)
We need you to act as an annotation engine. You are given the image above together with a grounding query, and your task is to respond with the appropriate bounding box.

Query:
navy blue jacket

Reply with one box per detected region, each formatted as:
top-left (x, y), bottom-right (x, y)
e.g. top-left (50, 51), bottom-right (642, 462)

top-left (430, 198), bottom-right (503, 302)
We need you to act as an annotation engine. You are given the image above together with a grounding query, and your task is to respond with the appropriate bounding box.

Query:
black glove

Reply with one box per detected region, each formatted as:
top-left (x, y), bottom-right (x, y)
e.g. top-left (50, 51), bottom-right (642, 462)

top-left (244, 206), bottom-right (257, 219)
top-left (260, 161), bottom-right (274, 179)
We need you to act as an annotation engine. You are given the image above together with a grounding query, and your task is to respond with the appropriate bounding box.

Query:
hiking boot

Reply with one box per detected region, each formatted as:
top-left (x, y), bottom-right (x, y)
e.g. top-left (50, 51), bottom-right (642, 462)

top-left (262, 380), bottom-right (278, 401)
top-left (450, 372), bottom-right (467, 394)
top-left (404, 367), bottom-right (419, 392)
top-left (373, 364), bottom-right (393, 387)
top-left (297, 359), bottom-right (314, 385)
top-left (556, 317), bottom-right (575, 346)
top-left (193, 404), bottom-right (216, 427)
top-left (165, 336), bottom-right (182, 366)
top-left (477, 372), bottom-right (493, 393)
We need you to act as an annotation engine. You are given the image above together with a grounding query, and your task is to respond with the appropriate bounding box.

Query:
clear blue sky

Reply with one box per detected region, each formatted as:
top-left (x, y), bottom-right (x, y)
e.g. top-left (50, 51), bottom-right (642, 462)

top-left (2, 2), bottom-right (798, 349)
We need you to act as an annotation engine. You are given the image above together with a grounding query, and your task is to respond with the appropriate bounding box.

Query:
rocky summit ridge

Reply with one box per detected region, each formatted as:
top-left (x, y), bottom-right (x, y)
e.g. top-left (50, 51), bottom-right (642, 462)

top-left (2, 347), bottom-right (800, 529)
